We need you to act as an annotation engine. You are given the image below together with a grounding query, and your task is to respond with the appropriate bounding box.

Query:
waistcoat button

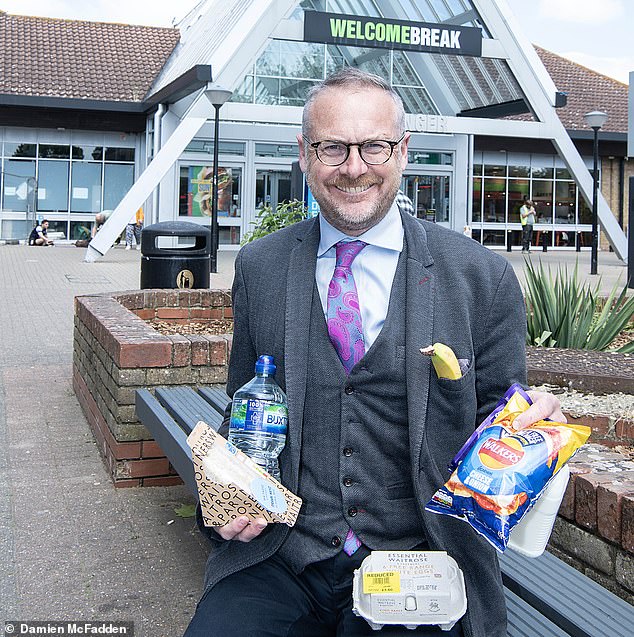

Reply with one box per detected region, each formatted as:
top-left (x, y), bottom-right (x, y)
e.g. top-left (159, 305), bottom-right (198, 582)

top-left (343, 447), bottom-right (353, 457)
top-left (348, 506), bottom-right (358, 517)
top-left (344, 385), bottom-right (354, 395)
top-left (343, 477), bottom-right (353, 487)
top-left (331, 535), bottom-right (341, 547)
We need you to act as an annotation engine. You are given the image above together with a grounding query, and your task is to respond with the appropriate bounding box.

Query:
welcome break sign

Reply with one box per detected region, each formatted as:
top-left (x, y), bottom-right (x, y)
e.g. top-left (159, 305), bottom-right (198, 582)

top-left (304, 11), bottom-right (482, 57)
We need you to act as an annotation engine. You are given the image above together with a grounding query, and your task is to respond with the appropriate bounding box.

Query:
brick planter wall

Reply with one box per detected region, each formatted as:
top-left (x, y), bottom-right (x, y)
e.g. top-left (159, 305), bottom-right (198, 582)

top-left (550, 445), bottom-right (634, 604)
top-left (72, 292), bottom-right (633, 602)
top-left (73, 289), bottom-right (232, 487)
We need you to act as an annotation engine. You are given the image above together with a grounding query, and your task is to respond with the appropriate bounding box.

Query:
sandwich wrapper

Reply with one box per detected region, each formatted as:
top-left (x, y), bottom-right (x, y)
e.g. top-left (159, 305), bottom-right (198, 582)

top-left (187, 420), bottom-right (302, 527)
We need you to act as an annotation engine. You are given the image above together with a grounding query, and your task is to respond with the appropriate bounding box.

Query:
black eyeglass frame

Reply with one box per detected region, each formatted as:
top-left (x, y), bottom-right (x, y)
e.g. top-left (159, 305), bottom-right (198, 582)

top-left (303, 133), bottom-right (406, 166)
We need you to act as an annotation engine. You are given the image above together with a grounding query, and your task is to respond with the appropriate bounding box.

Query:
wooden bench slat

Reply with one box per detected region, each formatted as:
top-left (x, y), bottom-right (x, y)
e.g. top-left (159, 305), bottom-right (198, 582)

top-left (505, 588), bottom-right (569, 637)
top-left (156, 386), bottom-right (223, 435)
top-left (135, 389), bottom-right (197, 497)
top-left (500, 549), bottom-right (634, 637)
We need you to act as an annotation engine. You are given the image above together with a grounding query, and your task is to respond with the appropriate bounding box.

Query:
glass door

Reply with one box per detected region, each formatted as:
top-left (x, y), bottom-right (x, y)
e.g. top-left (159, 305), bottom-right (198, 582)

top-left (255, 169), bottom-right (292, 211)
top-left (401, 173), bottom-right (451, 224)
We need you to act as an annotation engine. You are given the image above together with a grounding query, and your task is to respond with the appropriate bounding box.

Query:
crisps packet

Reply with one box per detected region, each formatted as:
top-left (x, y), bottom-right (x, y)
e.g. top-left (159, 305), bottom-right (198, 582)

top-left (425, 384), bottom-right (591, 552)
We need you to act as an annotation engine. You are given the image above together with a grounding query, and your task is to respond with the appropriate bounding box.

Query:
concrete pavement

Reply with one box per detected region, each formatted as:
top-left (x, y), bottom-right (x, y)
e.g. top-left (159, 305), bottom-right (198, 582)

top-left (0, 242), bottom-right (630, 635)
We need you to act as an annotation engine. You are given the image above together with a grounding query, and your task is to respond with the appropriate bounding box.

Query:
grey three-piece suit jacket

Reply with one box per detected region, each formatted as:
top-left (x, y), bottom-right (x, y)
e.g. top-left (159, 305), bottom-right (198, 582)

top-left (202, 208), bottom-right (527, 637)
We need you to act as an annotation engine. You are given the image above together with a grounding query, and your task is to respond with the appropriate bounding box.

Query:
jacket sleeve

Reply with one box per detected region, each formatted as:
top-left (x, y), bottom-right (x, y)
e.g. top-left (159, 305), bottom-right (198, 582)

top-left (474, 262), bottom-right (527, 423)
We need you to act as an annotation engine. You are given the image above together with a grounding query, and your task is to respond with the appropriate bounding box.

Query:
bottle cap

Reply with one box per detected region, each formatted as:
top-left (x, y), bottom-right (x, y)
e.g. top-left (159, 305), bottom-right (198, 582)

top-left (255, 354), bottom-right (276, 375)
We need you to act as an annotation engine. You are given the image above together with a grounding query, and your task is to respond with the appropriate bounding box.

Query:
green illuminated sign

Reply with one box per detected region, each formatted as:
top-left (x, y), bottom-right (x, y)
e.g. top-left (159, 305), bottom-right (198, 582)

top-left (304, 11), bottom-right (482, 57)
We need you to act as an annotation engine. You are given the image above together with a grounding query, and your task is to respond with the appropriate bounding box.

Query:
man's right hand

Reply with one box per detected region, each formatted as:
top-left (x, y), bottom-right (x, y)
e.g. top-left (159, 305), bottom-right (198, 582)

top-left (216, 516), bottom-right (268, 542)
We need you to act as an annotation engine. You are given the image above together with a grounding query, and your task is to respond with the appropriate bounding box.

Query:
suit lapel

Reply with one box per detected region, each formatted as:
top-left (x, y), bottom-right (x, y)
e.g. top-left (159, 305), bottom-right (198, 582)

top-left (401, 212), bottom-right (435, 473)
top-left (283, 218), bottom-right (320, 491)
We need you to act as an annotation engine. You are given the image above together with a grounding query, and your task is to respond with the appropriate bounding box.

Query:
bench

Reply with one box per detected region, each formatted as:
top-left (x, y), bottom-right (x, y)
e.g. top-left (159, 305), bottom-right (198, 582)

top-left (135, 386), bottom-right (634, 636)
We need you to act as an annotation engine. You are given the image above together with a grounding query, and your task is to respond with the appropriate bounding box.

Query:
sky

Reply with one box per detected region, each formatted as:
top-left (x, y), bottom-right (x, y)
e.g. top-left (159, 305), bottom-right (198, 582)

top-left (1, 0), bottom-right (631, 84)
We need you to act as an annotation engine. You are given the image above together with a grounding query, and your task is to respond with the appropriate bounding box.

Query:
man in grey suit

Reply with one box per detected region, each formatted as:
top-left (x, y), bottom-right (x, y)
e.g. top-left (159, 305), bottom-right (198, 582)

top-left (185, 69), bottom-right (564, 637)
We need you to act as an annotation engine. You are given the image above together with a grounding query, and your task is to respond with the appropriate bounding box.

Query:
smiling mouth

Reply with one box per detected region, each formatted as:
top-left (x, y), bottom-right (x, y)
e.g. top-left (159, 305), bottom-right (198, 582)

top-left (333, 182), bottom-right (376, 194)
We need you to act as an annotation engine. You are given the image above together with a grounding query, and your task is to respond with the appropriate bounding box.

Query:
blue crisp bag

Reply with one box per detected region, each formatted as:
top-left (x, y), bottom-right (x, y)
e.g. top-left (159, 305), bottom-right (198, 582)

top-left (425, 384), bottom-right (590, 552)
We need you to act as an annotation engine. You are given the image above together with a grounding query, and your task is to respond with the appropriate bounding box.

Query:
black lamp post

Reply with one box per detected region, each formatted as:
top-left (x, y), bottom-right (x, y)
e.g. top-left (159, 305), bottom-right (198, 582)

top-left (583, 110), bottom-right (608, 275)
top-left (205, 84), bottom-right (233, 273)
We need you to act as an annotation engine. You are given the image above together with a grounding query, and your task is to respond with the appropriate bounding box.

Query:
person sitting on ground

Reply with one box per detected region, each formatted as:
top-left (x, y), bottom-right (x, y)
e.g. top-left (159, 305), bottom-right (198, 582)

top-left (28, 219), bottom-right (54, 246)
top-left (125, 207), bottom-right (144, 251)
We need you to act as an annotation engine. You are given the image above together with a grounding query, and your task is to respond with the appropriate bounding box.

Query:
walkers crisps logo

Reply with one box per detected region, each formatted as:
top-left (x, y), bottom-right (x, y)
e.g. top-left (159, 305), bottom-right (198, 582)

top-left (304, 11), bottom-right (482, 57)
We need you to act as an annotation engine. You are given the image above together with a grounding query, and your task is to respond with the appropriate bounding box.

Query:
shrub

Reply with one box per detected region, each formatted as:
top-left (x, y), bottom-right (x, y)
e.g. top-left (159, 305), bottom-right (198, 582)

top-left (241, 199), bottom-right (308, 244)
top-left (523, 258), bottom-right (634, 353)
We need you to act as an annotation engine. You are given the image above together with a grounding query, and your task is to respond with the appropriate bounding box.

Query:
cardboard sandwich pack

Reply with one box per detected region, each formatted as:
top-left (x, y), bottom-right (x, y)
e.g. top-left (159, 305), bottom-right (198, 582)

top-left (187, 420), bottom-right (302, 527)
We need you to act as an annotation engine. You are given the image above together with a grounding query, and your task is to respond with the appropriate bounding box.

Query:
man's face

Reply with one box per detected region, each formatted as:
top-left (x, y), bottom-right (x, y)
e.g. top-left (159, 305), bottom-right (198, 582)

top-left (298, 86), bottom-right (409, 236)
top-left (42, 221), bottom-right (48, 229)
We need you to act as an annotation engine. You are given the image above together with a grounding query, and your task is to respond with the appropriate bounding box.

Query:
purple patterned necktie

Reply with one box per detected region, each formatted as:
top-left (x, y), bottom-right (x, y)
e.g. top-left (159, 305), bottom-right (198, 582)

top-left (327, 240), bottom-right (367, 374)
top-left (327, 240), bottom-right (367, 556)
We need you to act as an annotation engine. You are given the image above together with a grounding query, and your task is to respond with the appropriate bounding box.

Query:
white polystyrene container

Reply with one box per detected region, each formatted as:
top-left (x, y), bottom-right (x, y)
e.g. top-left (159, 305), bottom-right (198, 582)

top-left (508, 464), bottom-right (570, 558)
top-left (352, 551), bottom-right (467, 631)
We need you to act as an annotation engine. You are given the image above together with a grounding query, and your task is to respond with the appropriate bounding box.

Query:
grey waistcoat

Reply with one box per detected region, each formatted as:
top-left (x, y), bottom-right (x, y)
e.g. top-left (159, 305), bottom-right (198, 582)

top-left (278, 249), bottom-right (426, 572)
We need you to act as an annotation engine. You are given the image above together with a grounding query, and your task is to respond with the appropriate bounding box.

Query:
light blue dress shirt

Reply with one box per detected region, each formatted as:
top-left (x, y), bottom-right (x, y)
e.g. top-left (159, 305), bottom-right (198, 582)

top-left (316, 202), bottom-right (404, 351)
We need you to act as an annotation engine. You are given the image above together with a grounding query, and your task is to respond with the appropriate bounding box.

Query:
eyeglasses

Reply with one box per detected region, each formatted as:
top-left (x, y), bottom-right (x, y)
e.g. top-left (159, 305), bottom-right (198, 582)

top-left (304, 133), bottom-right (406, 166)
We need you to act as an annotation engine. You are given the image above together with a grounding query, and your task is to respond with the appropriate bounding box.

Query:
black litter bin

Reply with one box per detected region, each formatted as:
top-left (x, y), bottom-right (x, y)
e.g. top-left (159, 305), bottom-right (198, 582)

top-left (140, 221), bottom-right (211, 289)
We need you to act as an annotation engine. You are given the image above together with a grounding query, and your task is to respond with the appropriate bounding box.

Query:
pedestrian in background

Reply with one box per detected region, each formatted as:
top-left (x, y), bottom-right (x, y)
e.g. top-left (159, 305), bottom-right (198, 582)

top-left (125, 207), bottom-right (144, 250)
top-left (520, 198), bottom-right (536, 253)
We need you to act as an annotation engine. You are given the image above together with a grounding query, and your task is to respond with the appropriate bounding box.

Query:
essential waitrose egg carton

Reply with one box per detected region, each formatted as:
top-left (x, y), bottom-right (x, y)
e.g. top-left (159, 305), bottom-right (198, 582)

top-left (352, 551), bottom-right (467, 631)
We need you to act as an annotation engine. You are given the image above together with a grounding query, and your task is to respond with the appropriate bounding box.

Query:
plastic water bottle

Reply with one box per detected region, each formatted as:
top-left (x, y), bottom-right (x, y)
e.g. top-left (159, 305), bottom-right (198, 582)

top-left (228, 355), bottom-right (288, 481)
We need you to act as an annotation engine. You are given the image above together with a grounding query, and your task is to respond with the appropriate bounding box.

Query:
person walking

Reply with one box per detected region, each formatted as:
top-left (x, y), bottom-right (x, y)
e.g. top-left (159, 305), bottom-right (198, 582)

top-left (125, 207), bottom-right (144, 250)
top-left (185, 69), bottom-right (564, 637)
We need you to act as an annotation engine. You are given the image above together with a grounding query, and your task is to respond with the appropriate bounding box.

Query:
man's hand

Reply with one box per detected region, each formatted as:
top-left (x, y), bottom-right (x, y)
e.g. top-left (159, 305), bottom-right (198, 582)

top-left (513, 390), bottom-right (567, 429)
top-left (216, 516), bottom-right (268, 542)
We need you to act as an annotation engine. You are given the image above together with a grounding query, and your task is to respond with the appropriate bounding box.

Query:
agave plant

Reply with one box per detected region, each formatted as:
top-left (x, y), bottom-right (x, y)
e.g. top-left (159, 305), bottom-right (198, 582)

top-left (523, 258), bottom-right (634, 353)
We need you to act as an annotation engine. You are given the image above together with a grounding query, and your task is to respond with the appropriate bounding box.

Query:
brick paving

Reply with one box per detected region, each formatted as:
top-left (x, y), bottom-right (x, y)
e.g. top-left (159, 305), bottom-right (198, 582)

top-left (0, 242), bottom-right (630, 633)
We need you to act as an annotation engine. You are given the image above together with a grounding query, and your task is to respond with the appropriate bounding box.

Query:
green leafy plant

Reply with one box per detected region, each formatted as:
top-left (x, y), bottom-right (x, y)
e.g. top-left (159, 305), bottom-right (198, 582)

top-left (523, 258), bottom-right (634, 353)
top-left (241, 199), bottom-right (308, 244)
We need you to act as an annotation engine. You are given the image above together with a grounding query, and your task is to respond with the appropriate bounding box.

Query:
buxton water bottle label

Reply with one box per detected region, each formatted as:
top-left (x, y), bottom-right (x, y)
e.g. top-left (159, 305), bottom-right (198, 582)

top-left (230, 399), bottom-right (288, 434)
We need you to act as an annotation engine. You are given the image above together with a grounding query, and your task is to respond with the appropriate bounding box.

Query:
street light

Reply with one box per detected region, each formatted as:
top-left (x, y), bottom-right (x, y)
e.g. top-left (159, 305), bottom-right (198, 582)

top-left (583, 110), bottom-right (608, 275)
top-left (205, 84), bottom-right (233, 273)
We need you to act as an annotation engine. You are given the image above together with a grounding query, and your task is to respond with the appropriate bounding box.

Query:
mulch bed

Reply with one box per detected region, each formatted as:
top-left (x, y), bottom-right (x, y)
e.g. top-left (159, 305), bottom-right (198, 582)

top-left (149, 319), bottom-right (233, 336)
top-left (149, 318), bottom-right (632, 395)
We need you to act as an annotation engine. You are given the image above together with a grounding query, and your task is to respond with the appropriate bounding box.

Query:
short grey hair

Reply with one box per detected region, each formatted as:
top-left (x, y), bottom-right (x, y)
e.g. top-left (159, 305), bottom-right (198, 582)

top-left (302, 67), bottom-right (407, 138)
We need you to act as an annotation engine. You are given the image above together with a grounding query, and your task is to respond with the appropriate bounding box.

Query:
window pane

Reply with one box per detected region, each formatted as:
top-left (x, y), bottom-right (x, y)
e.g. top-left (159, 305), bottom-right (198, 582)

top-left (555, 167), bottom-right (572, 180)
top-left (72, 145), bottom-right (103, 160)
top-left (482, 230), bottom-right (506, 247)
top-left (3, 159), bottom-right (36, 211)
top-left (70, 220), bottom-right (93, 240)
top-left (554, 181), bottom-right (576, 223)
top-left (508, 163), bottom-right (529, 177)
top-left (71, 162), bottom-right (102, 212)
top-left (45, 220), bottom-right (68, 239)
top-left (532, 180), bottom-right (553, 223)
top-left (255, 143), bottom-right (298, 158)
top-left (179, 165), bottom-right (241, 218)
top-left (103, 163), bottom-right (134, 209)
top-left (38, 160), bottom-right (69, 212)
top-left (482, 178), bottom-right (506, 222)
top-left (279, 79), bottom-right (316, 106)
top-left (484, 164), bottom-right (506, 177)
top-left (104, 147), bottom-right (135, 162)
top-left (279, 41), bottom-right (323, 79)
top-left (232, 75), bottom-right (254, 103)
top-left (472, 177), bottom-right (482, 222)
top-left (531, 165), bottom-right (553, 179)
top-left (38, 144), bottom-right (70, 159)
top-left (578, 194), bottom-right (592, 224)
top-left (219, 226), bottom-right (241, 245)
top-left (4, 143), bottom-right (36, 158)
top-left (507, 179), bottom-right (529, 220)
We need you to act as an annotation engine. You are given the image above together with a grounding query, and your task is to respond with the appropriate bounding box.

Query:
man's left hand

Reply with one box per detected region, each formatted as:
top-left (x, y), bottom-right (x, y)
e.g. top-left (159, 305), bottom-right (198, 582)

top-left (513, 390), bottom-right (566, 429)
